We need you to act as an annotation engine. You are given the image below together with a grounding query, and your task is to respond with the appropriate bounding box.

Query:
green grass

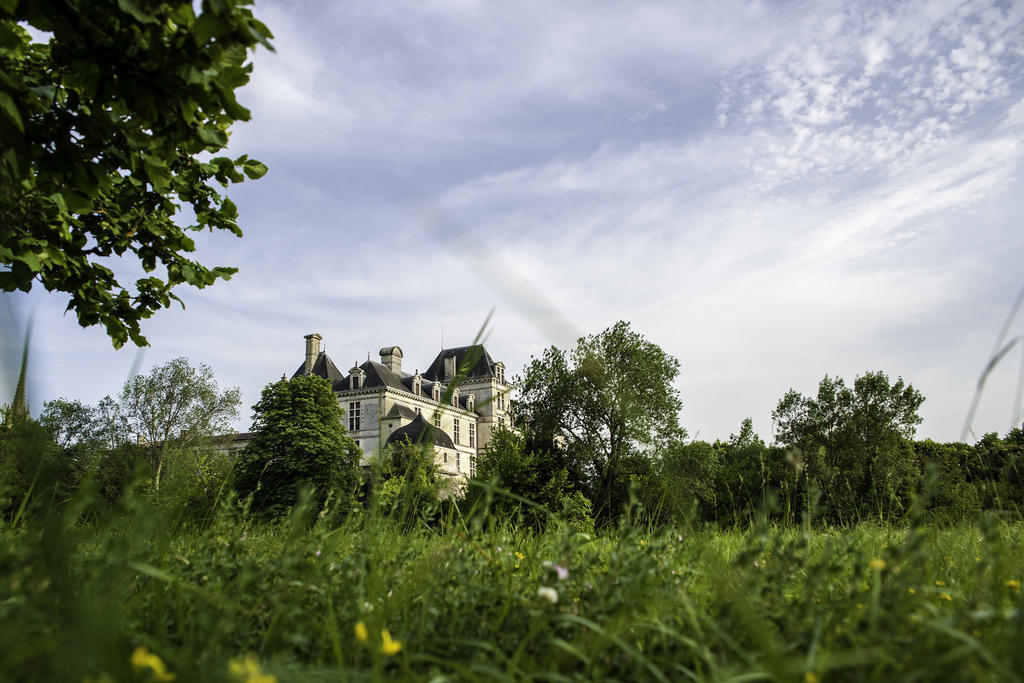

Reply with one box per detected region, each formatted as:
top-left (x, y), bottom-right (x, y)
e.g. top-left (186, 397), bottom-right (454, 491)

top-left (2, 490), bottom-right (1024, 682)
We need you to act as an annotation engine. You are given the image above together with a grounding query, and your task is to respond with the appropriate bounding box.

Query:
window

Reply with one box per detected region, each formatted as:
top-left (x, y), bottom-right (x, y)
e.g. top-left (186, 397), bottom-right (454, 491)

top-left (453, 419), bottom-right (460, 444)
top-left (348, 402), bottom-right (361, 431)
top-left (355, 440), bottom-right (361, 449)
top-left (443, 452), bottom-right (448, 464)
top-left (469, 422), bottom-right (476, 448)
top-left (433, 411), bottom-right (441, 428)
top-left (456, 451), bottom-right (460, 471)
top-left (496, 364), bottom-right (505, 385)
top-left (433, 383), bottom-right (441, 401)
top-left (497, 394), bottom-right (504, 412)
top-left (470, 455), bottom-right (476, 477)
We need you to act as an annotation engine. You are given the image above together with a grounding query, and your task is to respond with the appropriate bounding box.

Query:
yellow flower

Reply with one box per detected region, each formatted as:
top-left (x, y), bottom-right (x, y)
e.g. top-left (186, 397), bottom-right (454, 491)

top-left (228, 653), bottom-right (277, 683)
top-left (639, 539), bottom-right (646, 547)
top-left (868, 558), bottom-right (886, 571)
top-left (805, 673), bottom-right (820, 683)
top-left (934, 580), bottom-right (945, 587)
top-left (379, 629), bottom-right (402, 656)
top-left (1006, 579), bottom-right (1021, 590)
top-left (131, 646), bottom-right (175, 682)
top-left (514, 551), bottom-right (524, 561)
top-left (354, 621), bottom-right (368, 642)
top-left (938, 592), bottom-right (952, 601)
top-left (907, 588), bottom-right (916, 595)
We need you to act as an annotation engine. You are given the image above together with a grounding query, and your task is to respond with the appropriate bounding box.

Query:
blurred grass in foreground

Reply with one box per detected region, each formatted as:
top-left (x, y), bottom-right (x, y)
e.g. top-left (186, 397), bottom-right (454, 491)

top-left (2, 483), bottom-right (1024, 682)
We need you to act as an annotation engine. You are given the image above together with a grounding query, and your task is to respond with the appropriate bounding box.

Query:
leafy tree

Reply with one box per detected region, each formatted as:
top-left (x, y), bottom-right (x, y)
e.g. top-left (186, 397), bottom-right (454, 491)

top-left (772, 371), bottom-right (924, 523)
top-left (373, 437), bottom-right (444, 526)
top-left (40, 397), bottom-right (97, 449)
top-left (464, 426), bottom-right (579, 528)
top-left (233, 375), bottom-right (360, 520)
top-left (0, 413), bottom-right (74, 520)
top-left (0, 1), bottom-right (271, 347)
top-left (515, 321), bottom-right (684, 519)
top-left (120, 357), bottom-right (240, 489)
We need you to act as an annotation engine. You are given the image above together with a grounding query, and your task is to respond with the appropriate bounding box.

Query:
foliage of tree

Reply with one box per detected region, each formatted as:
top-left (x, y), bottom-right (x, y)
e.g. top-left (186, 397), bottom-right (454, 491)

top-left (515, 321), bottom-right (684, 519)
top-left (771, 371), bottom-right (924, 523)
top-left (371, 437), bottom-right (444, 526)
top-left (464, 426), bottom-right (585, 528)
top-left (233, 375), bottom-right (360, 520)
top-left (40, 397), bottom-right (96, 449)
top-left (0, 1), bottom-right (271, 347)
top-left (120, 356), bottom-right (240, 489)
top-left (0, 411), bottom-right (74, 520)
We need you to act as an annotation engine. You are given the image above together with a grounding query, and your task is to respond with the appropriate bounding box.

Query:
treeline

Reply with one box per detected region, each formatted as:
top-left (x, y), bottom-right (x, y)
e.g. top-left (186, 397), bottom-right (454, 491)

top-left (468, 322), bottom-right (1024, 528)
top-left (3, 322), bottom-right (1022, 530)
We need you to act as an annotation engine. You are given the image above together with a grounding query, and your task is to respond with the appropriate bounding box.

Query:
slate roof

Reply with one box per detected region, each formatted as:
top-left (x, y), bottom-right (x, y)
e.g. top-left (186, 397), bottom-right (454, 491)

top-left (422, 345), bottom-right (498, 382)
top-left (386, 403), bottom-right (418, 420)
top-left (291, 351), bottom-right (346, 383)
top-left (385, 413), bottom-right (454, 449)
top-left (332, 360), bottom-right (408, 392)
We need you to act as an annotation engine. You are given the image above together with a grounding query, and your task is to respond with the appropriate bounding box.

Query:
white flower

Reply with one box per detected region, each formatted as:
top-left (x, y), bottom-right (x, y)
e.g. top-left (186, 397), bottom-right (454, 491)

top-left (537, 586), bottom-right (559, 604)
top-left (543, 561), bottom-right (569, 581)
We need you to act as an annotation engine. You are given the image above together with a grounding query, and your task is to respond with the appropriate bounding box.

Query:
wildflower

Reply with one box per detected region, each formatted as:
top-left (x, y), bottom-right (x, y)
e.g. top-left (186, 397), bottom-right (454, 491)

top-left (639, 539), bottom-right (646, 547)
top-left (514, 551), bottom-right (524, 561)
top-left (934, 580), bottom-right (945, 587)
top-left (380, 629), bottom-right (403, 656)
top-left (938, 592), bottom-right (952, 601)
top-left (1007, 580), bottom-right (1021, 590)
top-left (805, 673), bottom-right (819, 683)
top-left (131, 646), bottom-right (175, 682)
top-left (537, 586), bottom-right (559, 604)
top-left (228, 654), bottom-right (277, 683)
top-left (907, 588), bottom-right (916, 595)
top-left (543, 561), bottom-right (569, 581)
top-left (354, 622), bottom-right (368, 642)
top-left (868, 558), bottom-right (886, 571)
top-left (315, 549), bottom-right (322, 557)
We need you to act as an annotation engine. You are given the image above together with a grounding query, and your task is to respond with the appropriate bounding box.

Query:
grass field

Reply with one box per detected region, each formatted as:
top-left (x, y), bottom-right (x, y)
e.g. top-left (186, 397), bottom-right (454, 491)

top-left (3, 489), bottom-right (1024, 682)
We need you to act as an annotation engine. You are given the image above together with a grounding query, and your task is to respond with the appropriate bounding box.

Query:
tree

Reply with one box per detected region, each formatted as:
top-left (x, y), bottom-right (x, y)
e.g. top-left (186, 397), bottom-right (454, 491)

top-left (40, 397), bottom-right (97, 449)
top-left (120, 357), bottom-right (240, 488)
top-left (515, 321), bottom-right (684, 518)
top-left (772, 371), bottom-right (924, 523)
top-left (233, 375), bottom-right (360, 519)
top-left (464, 426), bottom-right (580, 528)
top-left (0, 1), bottom-right (271, 347)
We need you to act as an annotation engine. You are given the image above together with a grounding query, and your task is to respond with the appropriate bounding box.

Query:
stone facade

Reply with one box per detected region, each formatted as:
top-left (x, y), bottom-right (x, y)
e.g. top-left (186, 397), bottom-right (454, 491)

top-left (291, 334), bottom-right (511, 482)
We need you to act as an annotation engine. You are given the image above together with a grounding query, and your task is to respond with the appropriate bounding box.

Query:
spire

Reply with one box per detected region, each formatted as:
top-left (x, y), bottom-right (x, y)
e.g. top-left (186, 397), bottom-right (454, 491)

top-left (5, 327), bottom-right (30, 426)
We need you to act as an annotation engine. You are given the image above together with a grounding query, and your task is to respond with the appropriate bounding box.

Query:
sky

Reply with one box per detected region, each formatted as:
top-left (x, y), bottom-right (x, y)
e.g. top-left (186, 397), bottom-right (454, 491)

top-left (4, 0), bottom-right (1024, 444)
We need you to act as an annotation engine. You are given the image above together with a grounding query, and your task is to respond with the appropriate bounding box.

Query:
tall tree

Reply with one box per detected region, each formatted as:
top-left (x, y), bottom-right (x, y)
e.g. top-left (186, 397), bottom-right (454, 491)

top-left (0, 1), bottom-right (271, 347)
top-left (120, 357), bottom-right (240, 488)
top-left (772, 371), bottom-right (924, 523)
top-left (515, 321), bottom-right (684, 517)
top-left (40, 397), bottom-right (97, 449)
top-left (233, 375), bottom-right (360, 519)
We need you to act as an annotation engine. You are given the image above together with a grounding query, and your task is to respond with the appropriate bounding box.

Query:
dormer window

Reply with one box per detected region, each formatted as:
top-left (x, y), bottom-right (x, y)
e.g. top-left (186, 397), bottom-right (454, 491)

top-left (466, 393), bottom-right (475, 411)
top-left (451, 387), bottom-right (459, 407)
top-left (432, 382), bottom-right (441, 402)
top-left (412, 372), bottom-right (422, 396)
top-left (350, 364), bottom-right (365, 390)
top-left (495, 363), bottom-right (505, 385)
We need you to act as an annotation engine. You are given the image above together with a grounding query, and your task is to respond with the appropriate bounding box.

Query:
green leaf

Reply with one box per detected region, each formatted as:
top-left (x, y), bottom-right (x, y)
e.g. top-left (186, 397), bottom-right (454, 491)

top-left (242, 159), bottom-right (268, 180)
top-left (0, 91), bottom-right (24, 132)
top-left (116, 0), bottom-right (160, 24)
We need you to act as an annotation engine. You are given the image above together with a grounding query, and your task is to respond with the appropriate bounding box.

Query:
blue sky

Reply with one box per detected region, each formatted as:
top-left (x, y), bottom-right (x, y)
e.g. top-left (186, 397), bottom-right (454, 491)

top-left (5, 0), bottom-right (1024, 443)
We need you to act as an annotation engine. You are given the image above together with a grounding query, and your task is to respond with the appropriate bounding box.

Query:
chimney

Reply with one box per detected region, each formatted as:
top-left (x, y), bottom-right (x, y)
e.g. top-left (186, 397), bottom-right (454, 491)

top-left (379, 346), bottom-right (403, 374)
top-left (444, 354), bottom-right (457, 379)
top-left (304, 333), bottom-right (322, 374)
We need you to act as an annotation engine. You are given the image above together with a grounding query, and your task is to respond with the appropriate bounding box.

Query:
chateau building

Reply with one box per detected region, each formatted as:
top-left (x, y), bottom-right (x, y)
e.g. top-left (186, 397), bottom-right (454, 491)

top-left (291, 334), bottom-right (511, 481)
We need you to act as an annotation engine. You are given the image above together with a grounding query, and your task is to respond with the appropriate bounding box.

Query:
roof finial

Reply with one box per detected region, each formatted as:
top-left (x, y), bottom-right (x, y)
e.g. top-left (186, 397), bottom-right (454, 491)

top-left (367, 351), bottom-right (370, 361)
